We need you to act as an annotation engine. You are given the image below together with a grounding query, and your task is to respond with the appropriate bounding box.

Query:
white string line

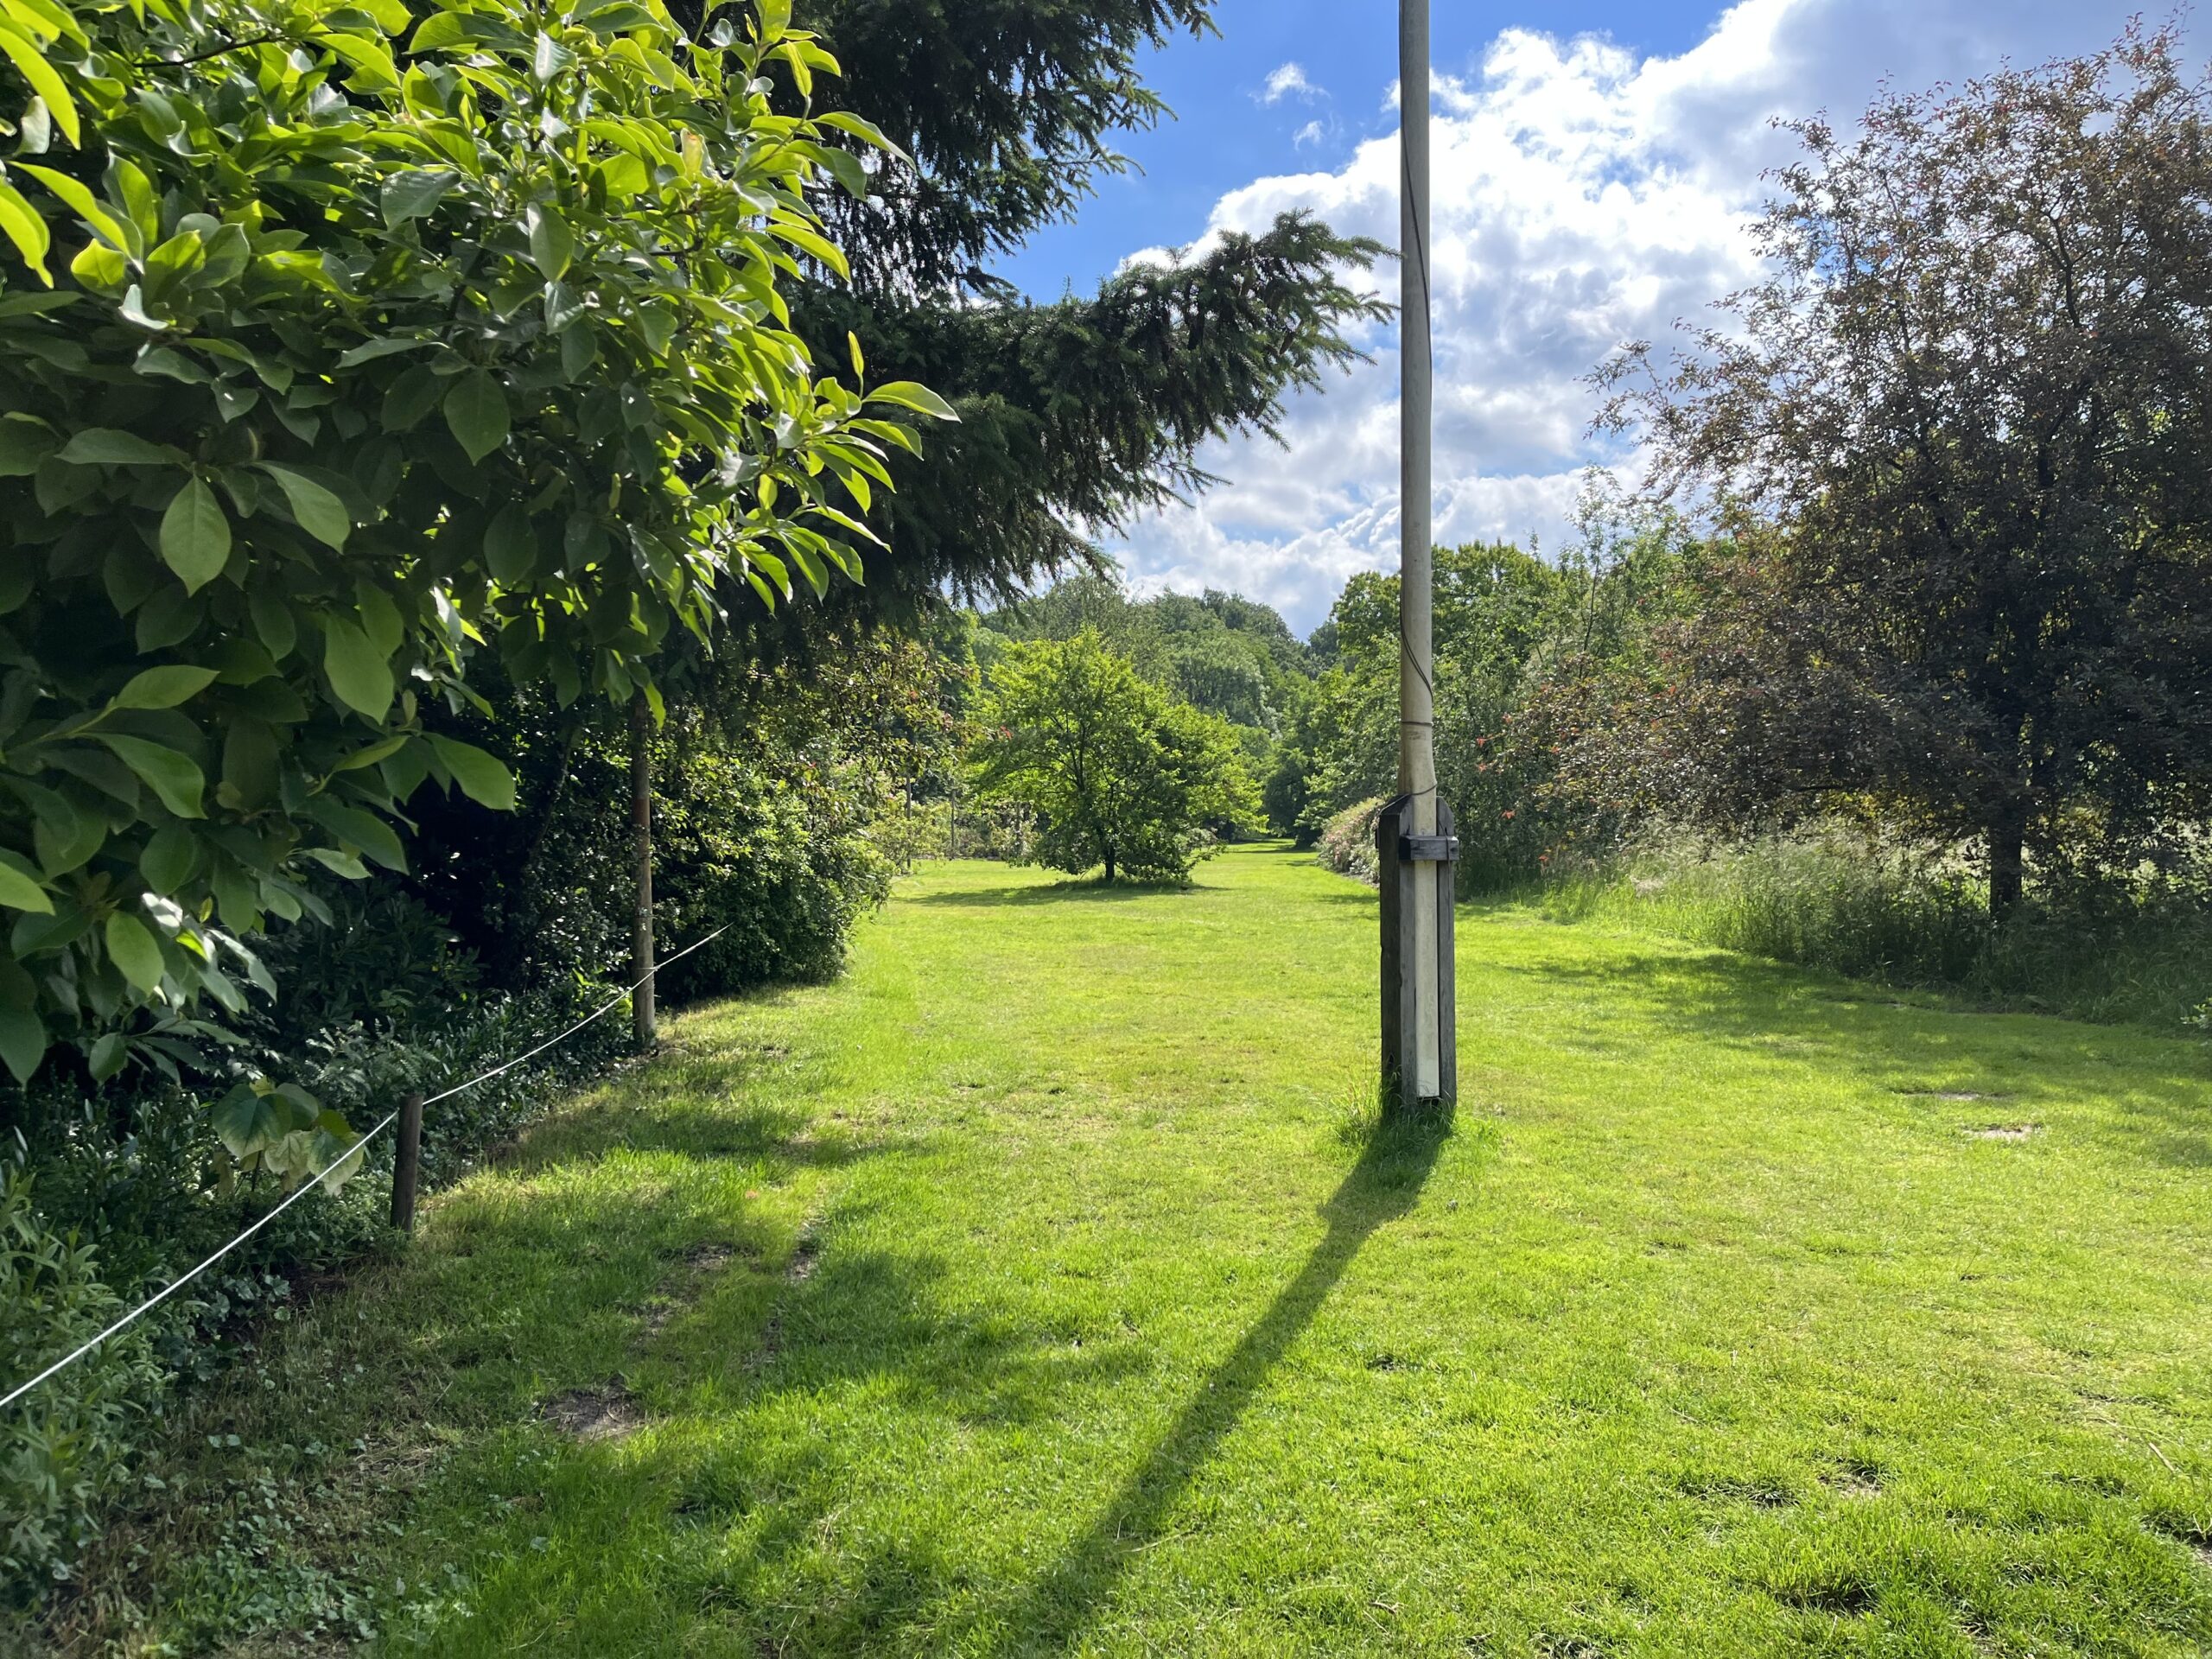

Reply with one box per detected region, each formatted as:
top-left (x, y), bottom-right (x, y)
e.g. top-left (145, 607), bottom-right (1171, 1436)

top-left (0, 925), bottom-right (728, 1415)
top-left (418, 923), bottom-right (726, 1109)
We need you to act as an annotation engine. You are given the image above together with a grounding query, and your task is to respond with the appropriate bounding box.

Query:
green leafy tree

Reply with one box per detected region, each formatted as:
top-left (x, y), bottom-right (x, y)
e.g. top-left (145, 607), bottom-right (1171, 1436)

top-left (972, 631), bottom-right (1257, 881)
top-left (0, 0), bottom-right (944, 1122)
top-left (1599, 25), bottom-right (2212, 918)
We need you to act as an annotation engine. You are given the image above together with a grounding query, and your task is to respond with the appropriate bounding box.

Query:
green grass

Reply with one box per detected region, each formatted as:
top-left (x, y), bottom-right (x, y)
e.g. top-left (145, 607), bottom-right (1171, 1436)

top-left (59, 845), bottom-right (2212, 1656)
top-left (1541, 833), bottom-right (2212, 1029)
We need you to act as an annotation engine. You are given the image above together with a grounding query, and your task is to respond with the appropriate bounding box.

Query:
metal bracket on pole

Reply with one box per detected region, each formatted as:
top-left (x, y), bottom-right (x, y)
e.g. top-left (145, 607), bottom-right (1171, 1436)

top-left (1377, 794), bottom-right (1456, 1114)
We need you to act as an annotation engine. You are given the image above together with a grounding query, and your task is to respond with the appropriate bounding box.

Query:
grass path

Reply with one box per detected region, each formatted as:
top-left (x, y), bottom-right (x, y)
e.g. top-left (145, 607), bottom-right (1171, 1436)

top-left (96, 847), bottom-right (2212, 1656)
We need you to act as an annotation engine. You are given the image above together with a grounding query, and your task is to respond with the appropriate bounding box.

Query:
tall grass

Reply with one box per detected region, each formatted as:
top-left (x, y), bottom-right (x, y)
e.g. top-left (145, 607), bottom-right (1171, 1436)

top-left (1544, 830), bottom-right (2212, 1029)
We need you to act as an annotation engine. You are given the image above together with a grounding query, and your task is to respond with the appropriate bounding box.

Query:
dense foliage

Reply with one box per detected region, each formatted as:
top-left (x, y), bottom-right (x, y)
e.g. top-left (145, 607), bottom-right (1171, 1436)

top-left (0, 0), bottom-right (964, 1603)
top-left (0, 0), bottom-right (946, 1128)
top-left (971, 631), bottom-right (1259, 882)
top-left (404, 631), bottom-right (967, 1001)
top-left (1598, 25), bottom-right (2212, 918)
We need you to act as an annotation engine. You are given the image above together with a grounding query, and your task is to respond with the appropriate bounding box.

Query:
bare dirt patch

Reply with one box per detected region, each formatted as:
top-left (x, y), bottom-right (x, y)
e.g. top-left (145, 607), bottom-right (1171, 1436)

top-left (1823, 1460), bottom-right (1885, 1500)
top-left (1967, 1123), bottom-right (2042, 1141)
top-left (542, 1382), bottom-right (644, 1442)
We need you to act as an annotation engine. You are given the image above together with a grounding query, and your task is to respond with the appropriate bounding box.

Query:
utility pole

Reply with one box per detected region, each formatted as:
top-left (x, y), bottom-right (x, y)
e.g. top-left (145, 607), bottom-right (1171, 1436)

top-left (1377, 0), bottom-right (1456, 1115)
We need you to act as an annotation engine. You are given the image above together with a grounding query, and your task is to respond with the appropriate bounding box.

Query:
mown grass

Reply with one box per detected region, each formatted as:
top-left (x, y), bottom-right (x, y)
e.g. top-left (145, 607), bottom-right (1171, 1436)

top-left (51, 845), bottom-right (2212, 1656)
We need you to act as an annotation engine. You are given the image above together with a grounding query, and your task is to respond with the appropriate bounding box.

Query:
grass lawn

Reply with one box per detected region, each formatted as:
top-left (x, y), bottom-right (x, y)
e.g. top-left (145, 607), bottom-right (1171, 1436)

top-left (67, 845), bottom-right (2212, 1656)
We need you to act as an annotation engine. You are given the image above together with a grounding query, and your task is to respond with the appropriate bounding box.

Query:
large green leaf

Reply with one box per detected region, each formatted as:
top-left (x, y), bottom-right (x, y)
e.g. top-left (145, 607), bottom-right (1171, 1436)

top-left (0, 1006), bottom-right (47, 1084)
top-left (87, 1031), bottom-right (127, 1083)
top-left (259, 463), bottom-right (352, 549)
top-left (105, 909), bottom-right (167, 992)
top-left (0, 21), bottom-right (78, 147)
top-left (18, 162), bottom-right (132, 256)
top-left (140, 823), bottom-right (200, 893)
top-left (210, 1081), bottom-right (285, 1160)
top-left (443, 370), bottom-right (511, 462)
top-left (110, 664), bottom-right (219, 710)
top-left (527, 202), bottom-right (574, 280)
top-left (304, 794), bottom-right (407, 871)
top-left (159, 477), bottom-right (232, 593)
top-left (380, 167), bottom-right (459, 226)
top-left (0, 848), bottom-right (53, 913)
top-left (429, 734), bottom-right (518, 811)
top-left (485, 504), bottom-right (536, 582)
top-left (0, 414), bottom-right (54, 475)
top-left (97, 734), bottom-right (206, 817)
top-left (867, 382), bottom-right (960, 422)
top-left (59, 426), bottom-right (181, 465)
top-left (0, 178), bottom-right (52, 287)
top-left (320, 615), bottom-right (396, 721)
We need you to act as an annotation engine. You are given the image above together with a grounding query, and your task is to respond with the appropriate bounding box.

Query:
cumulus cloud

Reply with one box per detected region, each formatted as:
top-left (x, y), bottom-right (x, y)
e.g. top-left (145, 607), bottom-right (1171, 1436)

top-left (1108, 0), bottom-right (2174, 634)
top-left (1260, 61), bottom-right (1324, 105)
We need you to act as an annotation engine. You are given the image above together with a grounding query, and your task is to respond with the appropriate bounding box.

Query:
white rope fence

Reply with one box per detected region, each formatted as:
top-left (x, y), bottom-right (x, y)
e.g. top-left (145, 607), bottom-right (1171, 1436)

top-left (0, 925), bottom-right (728, 1414)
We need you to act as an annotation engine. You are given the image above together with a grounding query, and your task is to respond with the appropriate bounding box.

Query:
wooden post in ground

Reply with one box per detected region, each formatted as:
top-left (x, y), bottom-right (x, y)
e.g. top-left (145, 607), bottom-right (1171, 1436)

top-left (391, 1092), bottom-right (425, 1233)
top-left (629, 690), bottom-right (656, 1048)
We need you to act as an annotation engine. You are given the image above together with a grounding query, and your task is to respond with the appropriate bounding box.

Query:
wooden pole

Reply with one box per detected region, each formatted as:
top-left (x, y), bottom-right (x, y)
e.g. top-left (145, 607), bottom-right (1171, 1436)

top-left (629, 690), bottom-right (656, 1047)
top-left (390, 1092), bottom-right (424, 1233)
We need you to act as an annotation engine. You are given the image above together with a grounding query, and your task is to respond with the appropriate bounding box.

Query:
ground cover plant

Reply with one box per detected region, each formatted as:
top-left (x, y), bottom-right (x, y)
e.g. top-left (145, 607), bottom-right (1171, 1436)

top-left (46, 845), bottom-right (2212, 1655)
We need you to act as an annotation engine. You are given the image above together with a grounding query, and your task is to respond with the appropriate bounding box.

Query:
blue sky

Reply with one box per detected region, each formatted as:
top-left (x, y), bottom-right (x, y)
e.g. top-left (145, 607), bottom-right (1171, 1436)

top-left (995, 1), bottom-right (1716, 301)
top-left (982, 0), bottom-right (2196, 634)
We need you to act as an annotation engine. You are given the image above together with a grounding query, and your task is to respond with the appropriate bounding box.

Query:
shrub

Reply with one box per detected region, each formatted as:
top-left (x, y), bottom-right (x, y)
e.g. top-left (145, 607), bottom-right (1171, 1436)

top-left (1, 1173), bottom-right (163, 1600)
top-left (1315, 798), bottom-right (1386, 887)
top-left (651, 745), bottom-right (893, 1001)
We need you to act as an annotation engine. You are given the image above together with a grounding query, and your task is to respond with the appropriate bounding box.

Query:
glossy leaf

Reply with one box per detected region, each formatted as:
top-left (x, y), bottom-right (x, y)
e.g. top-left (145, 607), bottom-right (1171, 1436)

top-left (443, 371), bottom-right (510, 463)
top-left (429, 735), bottom-right (518, 810)
top-left (0, 849), bottom-right (52, 914)
top-left (159, 477), bottom-right (232, 593)
top-left (867, 383), bottom-right (959, 422)
top-left (0, 1006), bottom-right (45, 1083)
top-left (111, 664), bottom-right (219, 710)
top-left (97, 735), bottom-right (206, 818)
top-left (105, 910), bottom-right (166, 992)
top-left (58, 427), bottom-right (179, 466)
top-left (258, 464), bottom-right (352, 549)
top-left (319, 615), bottom-right (395, 721)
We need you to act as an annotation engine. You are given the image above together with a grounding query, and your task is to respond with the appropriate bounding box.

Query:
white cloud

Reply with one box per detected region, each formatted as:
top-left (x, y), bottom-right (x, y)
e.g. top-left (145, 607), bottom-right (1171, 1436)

top-left (1107, 0), bottom-right (2178, 634)
top-left (1293, 118), bottom-right (1329, 149)
top-left (1260, 61), bottom-right (1323, 105)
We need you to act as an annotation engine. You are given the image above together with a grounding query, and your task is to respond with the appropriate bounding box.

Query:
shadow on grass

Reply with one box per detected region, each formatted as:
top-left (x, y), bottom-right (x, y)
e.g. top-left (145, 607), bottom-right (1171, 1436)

top-left (907, 878), bottom-right (1219, 909)
top-left (969, 1111), bottom-right (1451, 1652)
top-left (1505, 949), bottom-right (2212, 1169)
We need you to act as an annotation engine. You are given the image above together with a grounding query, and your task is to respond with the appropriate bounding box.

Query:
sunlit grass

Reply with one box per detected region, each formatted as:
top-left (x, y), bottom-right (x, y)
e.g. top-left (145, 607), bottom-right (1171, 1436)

top-left (1543, 832), bottom-right (2212, 1028)
top-left (73, 846), bottom-right (2212, 1656)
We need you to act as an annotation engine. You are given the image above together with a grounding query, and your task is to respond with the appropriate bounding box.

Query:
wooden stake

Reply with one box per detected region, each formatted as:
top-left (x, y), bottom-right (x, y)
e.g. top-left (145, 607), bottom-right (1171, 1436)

top-left (391, 1092), bottom-right (424, 1234)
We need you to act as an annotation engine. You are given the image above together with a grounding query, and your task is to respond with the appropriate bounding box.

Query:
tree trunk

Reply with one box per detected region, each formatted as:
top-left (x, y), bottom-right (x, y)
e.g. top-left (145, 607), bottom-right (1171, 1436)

top-left (1102, 847), bottom-right (1116, 884)
top-left (1987, 808), bottom-right (2024, 925)
top-left (630, 690), bottom-right (655, 1047)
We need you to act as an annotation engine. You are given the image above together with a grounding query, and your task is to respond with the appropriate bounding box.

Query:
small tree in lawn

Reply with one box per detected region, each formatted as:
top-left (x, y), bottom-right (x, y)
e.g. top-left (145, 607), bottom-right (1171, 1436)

top-left (972, 632), bottom-right (1258, 882)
